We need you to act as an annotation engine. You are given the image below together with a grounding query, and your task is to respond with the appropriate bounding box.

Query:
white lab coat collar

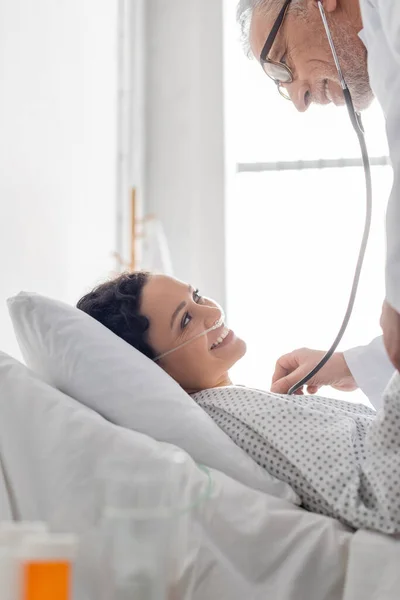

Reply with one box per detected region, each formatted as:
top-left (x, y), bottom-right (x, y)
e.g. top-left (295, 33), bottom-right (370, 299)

top-left (358, 28), bottom-right (367, 47)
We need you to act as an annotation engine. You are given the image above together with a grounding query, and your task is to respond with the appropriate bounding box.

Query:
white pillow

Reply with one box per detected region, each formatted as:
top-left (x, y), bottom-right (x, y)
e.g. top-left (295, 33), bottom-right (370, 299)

top-left (7, 292), bottom-right (298, 503)
top-left (0, 351), bottom-right (347, 600)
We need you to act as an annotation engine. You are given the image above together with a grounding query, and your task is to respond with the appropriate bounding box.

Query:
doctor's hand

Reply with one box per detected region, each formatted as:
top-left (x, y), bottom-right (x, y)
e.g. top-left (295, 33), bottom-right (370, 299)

top-left (271, 348), bottom-right (358, 395)
top-left (381, 300), bottom-right (400, 372)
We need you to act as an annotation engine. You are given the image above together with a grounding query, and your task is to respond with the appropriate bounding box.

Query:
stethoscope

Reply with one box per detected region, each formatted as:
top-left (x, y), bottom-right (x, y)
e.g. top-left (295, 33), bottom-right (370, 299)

top-left (288, 1), bottom-right (372, 394)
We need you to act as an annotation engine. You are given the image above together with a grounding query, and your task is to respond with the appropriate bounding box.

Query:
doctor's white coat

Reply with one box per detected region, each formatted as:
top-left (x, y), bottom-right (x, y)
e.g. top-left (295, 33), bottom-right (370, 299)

top-left (343, 1), bottom-right (400, 406)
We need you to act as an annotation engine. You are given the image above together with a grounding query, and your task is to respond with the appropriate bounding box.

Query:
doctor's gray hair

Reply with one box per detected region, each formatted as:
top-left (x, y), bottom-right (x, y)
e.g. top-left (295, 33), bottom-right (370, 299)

top-left (237, 0), bottom-right (304, 57)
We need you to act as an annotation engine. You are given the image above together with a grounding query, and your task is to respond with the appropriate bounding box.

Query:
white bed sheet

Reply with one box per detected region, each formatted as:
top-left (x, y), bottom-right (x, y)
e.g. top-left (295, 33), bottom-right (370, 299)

top-left (343, 530), bottom-right (400, 600)
top-left (0, 352), bottom-right (399, 599)
top-left (0, 453), bottom-right (13, 521)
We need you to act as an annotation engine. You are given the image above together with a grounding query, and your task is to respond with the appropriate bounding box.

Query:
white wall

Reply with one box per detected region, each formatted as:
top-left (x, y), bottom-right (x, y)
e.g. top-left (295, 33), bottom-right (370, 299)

top-left (0, 0), bottom-right (118, 357)
top-left (144, 0), bottom-right (226, 306)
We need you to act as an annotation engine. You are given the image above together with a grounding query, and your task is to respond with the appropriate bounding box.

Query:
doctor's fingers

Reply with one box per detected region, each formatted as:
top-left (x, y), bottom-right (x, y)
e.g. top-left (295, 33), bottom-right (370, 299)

top-left (271, 356), bottom-right (306, 395)
top-left (271, 372), bottom-right (304, 394)
top-left (271, 351), bottom-right (301, 384)
top-left (306, 385), bottom-right (320, 395)
top-left (271, 348), bottom-right (324, 394)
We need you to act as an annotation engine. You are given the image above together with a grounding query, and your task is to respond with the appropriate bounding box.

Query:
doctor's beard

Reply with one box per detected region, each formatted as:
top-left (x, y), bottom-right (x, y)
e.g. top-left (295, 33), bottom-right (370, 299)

top-left (329, 17), bottom-right (374, 111)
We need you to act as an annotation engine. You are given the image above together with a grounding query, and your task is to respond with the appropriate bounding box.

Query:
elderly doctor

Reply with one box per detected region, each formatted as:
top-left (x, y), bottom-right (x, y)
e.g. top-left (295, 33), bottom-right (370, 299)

top-left (238, 0), bottom-right (400, 408)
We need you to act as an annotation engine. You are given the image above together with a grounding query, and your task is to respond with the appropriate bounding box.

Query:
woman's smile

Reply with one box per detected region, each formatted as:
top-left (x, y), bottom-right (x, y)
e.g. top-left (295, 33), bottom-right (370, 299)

top-left (210, 327), bottom-right (235, 352)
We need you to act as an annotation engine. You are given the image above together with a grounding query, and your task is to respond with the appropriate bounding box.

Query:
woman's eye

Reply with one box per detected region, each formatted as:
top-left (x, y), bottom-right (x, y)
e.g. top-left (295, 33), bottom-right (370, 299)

top-left (181, 312), bottom-right (192, 329)
top-left (180, 289), bottom-right (202, 329)
top-left (193, 289), bottom-right (202, 303)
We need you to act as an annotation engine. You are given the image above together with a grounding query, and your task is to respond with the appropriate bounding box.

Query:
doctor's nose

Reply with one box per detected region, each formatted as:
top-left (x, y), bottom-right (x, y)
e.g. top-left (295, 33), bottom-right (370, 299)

top-left (285, 82), bottom-right (311, 112)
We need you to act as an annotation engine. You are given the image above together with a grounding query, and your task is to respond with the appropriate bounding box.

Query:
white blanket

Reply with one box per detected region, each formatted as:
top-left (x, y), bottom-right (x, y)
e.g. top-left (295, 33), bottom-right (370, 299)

top-left (1, 352), bottom-right (399, 599)
top-left (0, 453), bottom-right (13, 520)
top-left (0, 352), bottom-right (352, 600)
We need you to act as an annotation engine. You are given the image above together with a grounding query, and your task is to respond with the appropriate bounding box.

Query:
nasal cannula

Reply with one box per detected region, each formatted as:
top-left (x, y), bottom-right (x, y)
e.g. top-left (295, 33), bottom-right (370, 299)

top-left (153, 309), bottom-right (226, 362)
top-left (288, 1), bottom-right (372, 394)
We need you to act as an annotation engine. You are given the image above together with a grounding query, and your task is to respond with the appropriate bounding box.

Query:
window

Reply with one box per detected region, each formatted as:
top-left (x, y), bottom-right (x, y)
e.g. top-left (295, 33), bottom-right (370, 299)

top-left (224, 13), bottom-right (392, 402)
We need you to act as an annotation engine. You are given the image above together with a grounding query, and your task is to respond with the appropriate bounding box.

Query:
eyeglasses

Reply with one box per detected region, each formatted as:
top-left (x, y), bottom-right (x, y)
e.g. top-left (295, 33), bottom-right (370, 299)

top-left (259, 0), bottom-right (293, 100)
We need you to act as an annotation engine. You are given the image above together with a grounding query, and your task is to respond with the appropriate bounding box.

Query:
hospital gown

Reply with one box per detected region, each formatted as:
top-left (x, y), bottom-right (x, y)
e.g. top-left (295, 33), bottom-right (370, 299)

top-left (192, 373), bottom-right (400, 533)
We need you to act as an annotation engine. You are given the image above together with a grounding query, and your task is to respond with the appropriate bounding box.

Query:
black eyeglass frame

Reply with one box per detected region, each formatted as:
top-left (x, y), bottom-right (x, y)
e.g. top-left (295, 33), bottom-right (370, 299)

top-left (259, 0), bottom-right (293, 97)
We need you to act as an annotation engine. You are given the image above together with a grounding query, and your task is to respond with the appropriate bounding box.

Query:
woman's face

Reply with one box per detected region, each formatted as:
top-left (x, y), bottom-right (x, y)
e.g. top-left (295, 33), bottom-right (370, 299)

top-left (141, 274), bottom-right (246, 392)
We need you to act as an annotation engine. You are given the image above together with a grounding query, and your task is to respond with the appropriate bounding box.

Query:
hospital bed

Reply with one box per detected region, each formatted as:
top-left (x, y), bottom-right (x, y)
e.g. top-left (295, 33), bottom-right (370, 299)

top-left (0, 294), bottom-right (399, 599)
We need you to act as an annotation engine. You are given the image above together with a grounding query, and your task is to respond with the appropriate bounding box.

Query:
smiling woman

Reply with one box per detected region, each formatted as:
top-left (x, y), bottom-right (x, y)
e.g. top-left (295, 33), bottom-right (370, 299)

top-left (76, 271), bottom-right (400, 534)
top-left (77, 272), bottom-right (247, 393)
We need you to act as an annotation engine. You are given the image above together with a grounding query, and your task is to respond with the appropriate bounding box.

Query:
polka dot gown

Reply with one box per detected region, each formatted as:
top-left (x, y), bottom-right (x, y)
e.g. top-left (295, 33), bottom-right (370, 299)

top-left (192, 372), bottom-right (400, 533)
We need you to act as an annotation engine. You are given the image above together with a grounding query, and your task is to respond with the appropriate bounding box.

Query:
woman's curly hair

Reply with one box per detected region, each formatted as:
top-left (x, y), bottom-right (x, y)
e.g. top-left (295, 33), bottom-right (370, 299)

top-left (76, 271), bottom-right (156, 359)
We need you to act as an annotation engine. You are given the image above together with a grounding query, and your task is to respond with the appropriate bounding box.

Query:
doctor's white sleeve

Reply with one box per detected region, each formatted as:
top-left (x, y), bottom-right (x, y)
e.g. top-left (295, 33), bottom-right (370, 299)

top-left (376, 1), bottom-right (400, 314)
top-left (343, 335), bottom-right (394, 409)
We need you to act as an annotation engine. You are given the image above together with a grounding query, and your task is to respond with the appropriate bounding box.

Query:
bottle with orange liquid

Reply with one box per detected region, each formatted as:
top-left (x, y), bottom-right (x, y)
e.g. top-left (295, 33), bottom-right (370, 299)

top-left (0, 522), bottom-right (48, 600)
top-left (18, 533), bottom-right (78, 600)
